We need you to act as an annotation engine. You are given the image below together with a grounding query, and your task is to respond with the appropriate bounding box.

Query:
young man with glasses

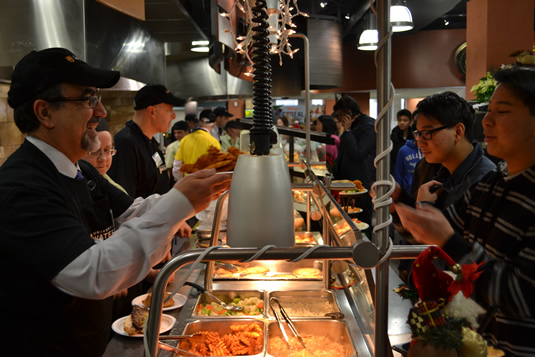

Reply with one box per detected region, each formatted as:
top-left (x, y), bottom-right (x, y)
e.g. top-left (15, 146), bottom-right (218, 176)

top-left (0, 48), bottom-right (231, 356)
top-left (395, 66), bottom-right (535, 357)
top-left (390, 91), bottom-right (495, 282)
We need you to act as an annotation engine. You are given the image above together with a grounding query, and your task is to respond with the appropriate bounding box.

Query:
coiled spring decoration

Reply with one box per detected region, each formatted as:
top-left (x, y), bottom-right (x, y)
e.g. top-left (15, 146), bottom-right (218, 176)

top-left (250, 0), bottom-right (276, 155)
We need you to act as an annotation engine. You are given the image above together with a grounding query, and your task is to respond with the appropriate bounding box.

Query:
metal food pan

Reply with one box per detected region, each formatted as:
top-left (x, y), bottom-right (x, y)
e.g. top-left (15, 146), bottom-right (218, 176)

top-left (266, 320), bottom-right (357, 357)
top-left (294, 231), bottom-right (321, 245)
top-left (266, 289), bottom-right (340, 318)
top-left (178, 319), bottom-right (266, 357)
top-left (214, 260), bottom-right (324, 280)
top-left (192, 290), bottom-right (265, 318)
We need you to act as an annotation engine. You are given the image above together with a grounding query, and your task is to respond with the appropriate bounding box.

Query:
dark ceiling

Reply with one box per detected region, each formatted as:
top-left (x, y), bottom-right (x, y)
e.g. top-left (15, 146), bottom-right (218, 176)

top-left (141, 0), bottom-right (469, 59)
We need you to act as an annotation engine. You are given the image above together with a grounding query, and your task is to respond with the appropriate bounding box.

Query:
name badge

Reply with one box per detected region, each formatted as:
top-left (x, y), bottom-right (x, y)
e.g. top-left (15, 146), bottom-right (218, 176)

top-left (152, 152), bottom-right (167, 174)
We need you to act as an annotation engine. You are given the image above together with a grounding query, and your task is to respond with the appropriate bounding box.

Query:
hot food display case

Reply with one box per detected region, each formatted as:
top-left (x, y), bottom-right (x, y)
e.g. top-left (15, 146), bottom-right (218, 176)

top-left (142, 161), bottom-right (421, 357)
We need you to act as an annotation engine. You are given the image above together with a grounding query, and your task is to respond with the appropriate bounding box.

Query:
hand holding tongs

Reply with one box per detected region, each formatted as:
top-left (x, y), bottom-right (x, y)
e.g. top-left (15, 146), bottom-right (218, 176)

top-left (269, 297), bottom-right (307, 351)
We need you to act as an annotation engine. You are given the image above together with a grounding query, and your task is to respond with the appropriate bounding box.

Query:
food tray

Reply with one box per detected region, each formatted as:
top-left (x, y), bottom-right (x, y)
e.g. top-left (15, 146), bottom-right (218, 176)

top-left (178, 319), bottom-right (266, 357)
top-left (266, 289), bottom-right (340, 319)
top-left (266, 319), bottom-right (357, 357)
top-left (213, 260), bottom-right (324, 280)
top-left (294, 231), bottom-right (321, 245)
top-left (192, 290), bottom-right (265, 318)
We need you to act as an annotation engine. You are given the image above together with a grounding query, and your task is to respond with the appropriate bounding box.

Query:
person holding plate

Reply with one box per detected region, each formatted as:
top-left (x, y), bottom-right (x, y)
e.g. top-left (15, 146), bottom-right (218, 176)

top-left (0, 48), bottom-right (231, 356)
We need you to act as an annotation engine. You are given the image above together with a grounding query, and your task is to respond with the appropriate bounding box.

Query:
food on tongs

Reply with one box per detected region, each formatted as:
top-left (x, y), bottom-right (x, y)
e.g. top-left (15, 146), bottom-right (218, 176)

top-left (124, 305), bottom-right (149, 335)
top-left (180, 146), bottom-right (245, 174)
top-left (142, 292), bottom-right (175, 308)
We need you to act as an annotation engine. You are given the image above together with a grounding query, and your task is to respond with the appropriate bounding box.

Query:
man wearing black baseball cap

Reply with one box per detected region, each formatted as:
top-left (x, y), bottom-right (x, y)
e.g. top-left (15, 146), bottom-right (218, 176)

top-left (108, 84), bottom-right (186, 198)
top-left (0, 48), bottom-right (231, 356)
top-left (211, 106), bottom-right (234, 142)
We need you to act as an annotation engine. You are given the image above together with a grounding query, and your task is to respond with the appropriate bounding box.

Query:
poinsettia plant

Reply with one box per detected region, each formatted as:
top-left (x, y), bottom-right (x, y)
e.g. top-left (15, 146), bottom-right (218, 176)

top-left (470, 72), bottom-right (497, 104)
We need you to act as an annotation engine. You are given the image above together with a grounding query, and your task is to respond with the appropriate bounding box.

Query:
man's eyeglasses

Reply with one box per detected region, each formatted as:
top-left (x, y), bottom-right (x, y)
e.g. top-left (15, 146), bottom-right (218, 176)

top-left (87, 149), bottom-right (117, 159)
top-left (413, 125), bottom-right (454, 140)
top-left (47, 95), bottom-right (102, 108)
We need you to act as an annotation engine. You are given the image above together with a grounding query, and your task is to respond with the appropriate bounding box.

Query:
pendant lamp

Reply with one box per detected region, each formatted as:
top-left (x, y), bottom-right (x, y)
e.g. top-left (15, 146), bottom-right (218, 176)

top-left (390, 0), bottom-right (413, 32)
top-left (357, 12), bottom-right (378, 51)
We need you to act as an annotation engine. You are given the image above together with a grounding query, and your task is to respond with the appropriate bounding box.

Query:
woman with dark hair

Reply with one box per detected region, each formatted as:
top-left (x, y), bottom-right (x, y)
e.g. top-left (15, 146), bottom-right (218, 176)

top-left (315, 115), bottom-right (340, 172)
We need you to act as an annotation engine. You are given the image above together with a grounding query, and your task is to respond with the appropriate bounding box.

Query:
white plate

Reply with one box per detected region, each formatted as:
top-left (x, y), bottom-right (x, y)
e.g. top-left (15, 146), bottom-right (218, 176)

top-left (339, 189), bottom-right (368, 196)
top-left (131, 293), bottom-right (187, 311)
top-left (112, 314), bottom-right (176, 337)
top-left (352, 219), bottom-right (370, 231)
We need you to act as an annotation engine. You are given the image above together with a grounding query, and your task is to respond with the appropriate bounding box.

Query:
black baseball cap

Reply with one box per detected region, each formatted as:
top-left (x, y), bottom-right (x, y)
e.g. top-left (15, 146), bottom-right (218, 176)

top-left (134, 84), bottom-right (185, 110)
top-left (214, 106), bottom-right (233, 117)
top-left (8, 48), bottom-right (120, 109)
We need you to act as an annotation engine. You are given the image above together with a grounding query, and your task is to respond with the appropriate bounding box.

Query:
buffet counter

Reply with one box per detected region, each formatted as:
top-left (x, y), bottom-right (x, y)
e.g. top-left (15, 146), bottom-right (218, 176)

top-left (103, 260), bottom-right (412, 357)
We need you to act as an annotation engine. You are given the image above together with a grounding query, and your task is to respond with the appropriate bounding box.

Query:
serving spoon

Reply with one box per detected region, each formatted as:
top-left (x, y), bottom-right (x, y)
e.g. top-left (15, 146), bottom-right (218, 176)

top-left (185, 281), bottom-right (243, 311)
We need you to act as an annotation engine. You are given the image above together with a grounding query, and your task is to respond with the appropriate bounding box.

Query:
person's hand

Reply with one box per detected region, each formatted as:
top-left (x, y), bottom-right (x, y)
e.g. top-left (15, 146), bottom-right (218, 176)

top-left (176, 222), bottom-right (192, 237)
top-left (341, 112), bottom-right (354, 131)
top-left (417, 180), bottom-right (442, 203)
top-left (173, 168), bottom-right (232, 213)
top-left (393, 202), bottom-right (454, 247)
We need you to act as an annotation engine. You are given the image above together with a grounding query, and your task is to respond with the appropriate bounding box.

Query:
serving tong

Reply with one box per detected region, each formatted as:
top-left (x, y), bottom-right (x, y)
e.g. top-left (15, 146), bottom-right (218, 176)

top-left (269, 297), bottom-right (308, 351)
top-left (158, 333), bottom-right (205, 356)
top-left (185, 281), bottom-right (243, 311)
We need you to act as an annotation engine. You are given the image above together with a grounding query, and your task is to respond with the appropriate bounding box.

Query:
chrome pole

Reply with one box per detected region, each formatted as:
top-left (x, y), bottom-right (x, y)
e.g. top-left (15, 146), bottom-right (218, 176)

top-left (375, 0), bottom-right (393, 356)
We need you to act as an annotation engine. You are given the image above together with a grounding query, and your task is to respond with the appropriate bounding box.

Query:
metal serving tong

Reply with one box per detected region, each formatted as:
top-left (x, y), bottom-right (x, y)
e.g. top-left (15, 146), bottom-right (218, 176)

top-left (269, 297), bottom-right (307, 351)
top-left (185, 282), bottom-right (243, 311)
top-left (158, 333), bottom-right (205, 357)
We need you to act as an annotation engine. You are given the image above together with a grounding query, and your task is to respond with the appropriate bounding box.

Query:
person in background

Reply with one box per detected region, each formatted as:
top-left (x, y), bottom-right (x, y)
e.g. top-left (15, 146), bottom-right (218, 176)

top-left (0, 47), bottom-right (231, 356)
top-left (333, 112), bottom-right (344, 137)
top-left (165, 119), bottom-right (189, 180)
top-left (221, 120), bottom-right (241, 151)
top-left (173, 109), bottom-right (222, 181)
top-left (314, 114), bottom-right (340, 172)
top-left (81, 129), bottom-right (126, 194)
top-left (108, 84), bottom-right (183, 198)
top-left (333, 95), bottom-right (376, 226)
top-left (276, 117), bottom-right (289, 127)
top-left (390, 109), bottom-right (414, 173)
top-left (391, 91), bottom-right (495, 282)
top-left (211, 106), bottom-right (233, 142)
top-left (394, 66), bottom-right (535, 357)
top-left (393, 136), bottom-right (422, 192)
top-left (185, 113), bottom-right (199, 132)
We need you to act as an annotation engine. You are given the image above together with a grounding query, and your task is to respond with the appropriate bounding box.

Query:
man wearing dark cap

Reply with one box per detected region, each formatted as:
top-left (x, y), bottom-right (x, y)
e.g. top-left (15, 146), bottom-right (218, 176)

top-left (0, 48), bottom-right (231, 356)
top-left (211, 106), bottom-right (234, 142)
top-left (108, 84), bottom-right (184, 198)
top-left (172, 109), bottom-right (222, 181)
top-left (185, 112), bottom-right (199, 132)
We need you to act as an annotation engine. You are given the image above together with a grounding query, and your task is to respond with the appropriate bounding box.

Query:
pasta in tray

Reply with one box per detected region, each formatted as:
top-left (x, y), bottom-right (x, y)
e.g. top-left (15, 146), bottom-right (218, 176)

top-left (179, 322), bottom-right (264, 356)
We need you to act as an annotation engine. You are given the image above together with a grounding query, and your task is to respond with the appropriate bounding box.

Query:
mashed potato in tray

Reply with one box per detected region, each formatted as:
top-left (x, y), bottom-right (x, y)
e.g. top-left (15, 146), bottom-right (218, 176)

top-left (269, 335), bottom-right (346, 357)
top-left (272, 297), bottom-right (334, 317)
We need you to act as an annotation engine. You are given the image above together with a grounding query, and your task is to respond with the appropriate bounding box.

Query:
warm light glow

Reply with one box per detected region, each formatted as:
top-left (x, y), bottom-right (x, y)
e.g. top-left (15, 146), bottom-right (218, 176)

top-left (358, 29), bottom-right (378, 51)
top-left (390, 5), bottom-right (413, 32)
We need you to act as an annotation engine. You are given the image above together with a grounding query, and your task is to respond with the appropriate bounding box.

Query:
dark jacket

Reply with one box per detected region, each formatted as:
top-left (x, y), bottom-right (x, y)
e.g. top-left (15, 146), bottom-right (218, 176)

top-left (108, 120), bottom-right (170, 198)
top-left (334, 113), bottom-right (376, 189)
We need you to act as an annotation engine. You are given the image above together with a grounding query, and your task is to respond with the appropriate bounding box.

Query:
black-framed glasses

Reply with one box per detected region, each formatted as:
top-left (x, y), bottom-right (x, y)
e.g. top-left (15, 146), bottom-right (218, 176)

top-left (47, 95), bottom-right (101, 108)
top-left (87, 149), bottom-right (117, 159)
top-left (413, 125), bottom-right (453, 140)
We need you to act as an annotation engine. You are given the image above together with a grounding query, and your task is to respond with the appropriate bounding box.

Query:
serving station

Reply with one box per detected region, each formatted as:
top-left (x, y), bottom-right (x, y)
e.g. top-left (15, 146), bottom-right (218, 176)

top-left (107, 159), bottom-right (419, 357)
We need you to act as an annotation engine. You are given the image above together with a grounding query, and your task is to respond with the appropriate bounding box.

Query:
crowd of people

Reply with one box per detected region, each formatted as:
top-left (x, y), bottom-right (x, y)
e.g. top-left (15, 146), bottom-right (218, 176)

top-left (1, 46), bottom-right (534, 357)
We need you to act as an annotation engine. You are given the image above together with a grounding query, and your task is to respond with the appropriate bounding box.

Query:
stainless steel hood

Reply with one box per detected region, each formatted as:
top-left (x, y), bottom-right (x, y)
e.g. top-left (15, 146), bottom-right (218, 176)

top-left (0, 0), bottom-right (165, 86)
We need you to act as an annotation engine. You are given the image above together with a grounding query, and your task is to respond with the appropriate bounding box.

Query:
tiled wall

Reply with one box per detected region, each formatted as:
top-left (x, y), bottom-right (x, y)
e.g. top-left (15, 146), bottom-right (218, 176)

top-left (0, 85), bottom-right (135, 167)
top-left (0, 83), bottom-right (24, 166)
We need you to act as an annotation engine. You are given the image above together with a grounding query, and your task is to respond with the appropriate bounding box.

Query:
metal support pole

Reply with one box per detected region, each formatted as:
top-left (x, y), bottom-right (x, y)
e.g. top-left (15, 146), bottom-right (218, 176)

top-left (375, 0), bottom-right (393, 356)
top-left (289, 33), bottom-right (310, 163)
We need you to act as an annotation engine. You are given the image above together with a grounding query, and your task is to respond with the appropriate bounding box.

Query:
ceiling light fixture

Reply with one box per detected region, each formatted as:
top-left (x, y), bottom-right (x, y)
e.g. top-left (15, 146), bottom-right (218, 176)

top-left (191, 40), bottom-right (209, 53)
top-left (320, 2), bottom-right (327, 8)
top-left (358, 12), bottom-right (378, 51)
top-left (390, 0), bottom-right (413, 32)
top-left (345, 13), bottom-right (351, 20)
top-left (444, 18), bottom-right (450, 26)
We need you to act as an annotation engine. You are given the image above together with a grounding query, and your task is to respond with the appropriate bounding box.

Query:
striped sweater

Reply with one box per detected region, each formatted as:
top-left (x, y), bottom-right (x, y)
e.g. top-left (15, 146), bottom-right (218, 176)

top-left (443, 165), bottom-right (535, 356)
